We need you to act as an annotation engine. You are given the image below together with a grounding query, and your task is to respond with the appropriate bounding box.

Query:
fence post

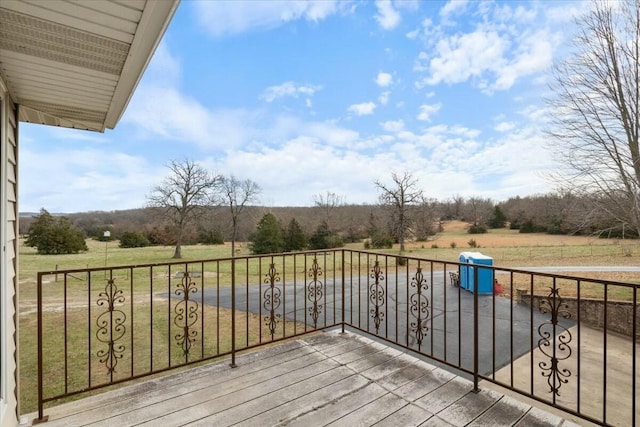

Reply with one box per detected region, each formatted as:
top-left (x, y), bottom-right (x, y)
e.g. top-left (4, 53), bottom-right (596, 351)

top-left (35, 272), bottom-right (48, 423)
top-left (341, 250), bottom-right (345, 333)
top-left (230, 257), bottom-right (237, 368)
top-left (473, 265), bottom-right (480, 392)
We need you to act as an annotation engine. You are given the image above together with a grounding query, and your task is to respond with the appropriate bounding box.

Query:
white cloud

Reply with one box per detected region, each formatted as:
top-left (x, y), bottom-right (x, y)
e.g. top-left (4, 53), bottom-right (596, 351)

top-left (20, 146), bottom-right (158, 212)
top-left (348, 102), bottom-right (377, 116)
top-left (420, 30), bottom-right (508, 87)
top-left (380, 120), bottom-right (404, 132)
top-left (494, 121), bottom-right (516, 132)
top-left (440, 0), bottom-right (469, 18)
top-left (126, 84), bottom-right (259, 150)
top-left (378, 91), bottom-right (391, 105)
top-left (193, 0), bottom-right (342, 37)
top-left (414, 2), bottom-right (561, 93)
top-left (491, 30), bottom-right (554, 91)
top-left (375, 0), bottom-right (401, 30)
top-left (375, 72), bottom-right (393, 87)
top-left (406, 28), bottom-right (420, 39)
top-left (417, 103), bottom-right (441, 121)
top-left (260, 81), bottom-right (322, 102)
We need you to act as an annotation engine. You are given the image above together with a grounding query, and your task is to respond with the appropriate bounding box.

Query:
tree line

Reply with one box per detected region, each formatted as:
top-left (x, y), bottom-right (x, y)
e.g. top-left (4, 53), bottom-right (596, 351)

top-left (22, 185), bottom-right (634, 256)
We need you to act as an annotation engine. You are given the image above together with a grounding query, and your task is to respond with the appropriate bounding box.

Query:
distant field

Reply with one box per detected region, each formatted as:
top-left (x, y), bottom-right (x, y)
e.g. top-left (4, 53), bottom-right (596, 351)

top-left (18, 220), bottom-right (640, 285)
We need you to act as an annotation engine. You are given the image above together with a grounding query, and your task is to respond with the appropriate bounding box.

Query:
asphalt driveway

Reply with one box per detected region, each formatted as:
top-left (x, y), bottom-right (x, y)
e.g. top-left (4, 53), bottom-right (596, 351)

top-left (173, 271), bottom-right (572, 376)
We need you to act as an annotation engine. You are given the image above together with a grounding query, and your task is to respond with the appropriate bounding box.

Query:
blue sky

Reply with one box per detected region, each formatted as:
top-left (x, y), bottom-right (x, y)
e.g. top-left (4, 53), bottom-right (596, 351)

top-left (19, 0), bottom-right (588, 213)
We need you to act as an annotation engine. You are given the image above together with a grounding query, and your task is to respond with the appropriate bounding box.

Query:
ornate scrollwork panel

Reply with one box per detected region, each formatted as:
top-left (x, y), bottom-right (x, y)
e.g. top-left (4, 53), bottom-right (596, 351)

top-left (96, 278), bottom-right (127, 374)
top-left (537, 287), bottom-right (572, 396)
top-left (369, 261), bottom-right (385, 334)
top-left (409, 267), bottom-right (430, 347)
top-left (307, 257), bottom-right (324, 328)
top-left (174, 272), bottom-right (199, 359)
top-left (263, 263), bottom-right (282, 337)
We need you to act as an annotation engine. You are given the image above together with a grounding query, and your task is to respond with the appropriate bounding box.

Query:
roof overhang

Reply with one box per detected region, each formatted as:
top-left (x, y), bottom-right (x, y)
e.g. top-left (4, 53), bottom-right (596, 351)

top-left (0, 0), bottom-right (179, 132)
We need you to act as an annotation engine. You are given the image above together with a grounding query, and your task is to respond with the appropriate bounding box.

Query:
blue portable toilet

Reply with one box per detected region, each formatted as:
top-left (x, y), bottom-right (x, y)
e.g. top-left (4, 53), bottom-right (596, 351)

top-left (458, 252), bottom-right (494, 294)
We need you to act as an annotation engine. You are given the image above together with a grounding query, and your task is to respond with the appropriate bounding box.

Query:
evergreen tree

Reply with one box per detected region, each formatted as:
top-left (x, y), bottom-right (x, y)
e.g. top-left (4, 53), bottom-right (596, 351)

top-left (25, 208), bottom-right (88, 254)
top-left (283, 218), bottom-right (307, 252)
top-left (488, 205), bottom-right (507, 228)
top-left (251, 213), bottom-right (284, 254)
top-left (309, 222), bottom-right (343, 250)
top-left (119, 231), bottom-right (151, 248)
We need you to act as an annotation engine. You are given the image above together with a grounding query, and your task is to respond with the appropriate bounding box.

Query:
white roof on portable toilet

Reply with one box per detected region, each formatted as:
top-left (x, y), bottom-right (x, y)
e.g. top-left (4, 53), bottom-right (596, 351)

top-left (459, 251), bottom-right (492, 260)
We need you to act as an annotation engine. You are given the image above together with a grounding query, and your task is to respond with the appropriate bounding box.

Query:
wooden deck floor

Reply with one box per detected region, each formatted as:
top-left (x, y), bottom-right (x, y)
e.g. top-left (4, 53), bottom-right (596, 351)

top-left (32, 330), bottom-right (582, 427)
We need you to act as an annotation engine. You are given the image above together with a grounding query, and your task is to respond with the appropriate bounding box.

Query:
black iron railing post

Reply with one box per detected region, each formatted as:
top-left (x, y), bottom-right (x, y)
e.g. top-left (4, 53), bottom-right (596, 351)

top-left (341, 250), bottom-right (345, 333)
top-left (230, 257), bottom-right (237, 368)
top-left (473, 265), bottom-right (479, 392)
top-left (633, 286), bottom-right (637, 427)
top-left (35, 272), bottom-right (48, 423)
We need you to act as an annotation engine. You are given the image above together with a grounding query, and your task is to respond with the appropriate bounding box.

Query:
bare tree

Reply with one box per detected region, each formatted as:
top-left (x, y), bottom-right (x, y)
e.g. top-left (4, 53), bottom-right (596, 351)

top-left (312, 191), bottom-right (344, 231)
top-left (465, 197), bottom-right (494, 226)
top-left (220, 175), bottom-right (261, 256)
top-left (375, 172), bottom-right (423, 253)
top-left (147, 159), bottom-right (221, 258)
top-left (547, 0), bottom-right (640, 237)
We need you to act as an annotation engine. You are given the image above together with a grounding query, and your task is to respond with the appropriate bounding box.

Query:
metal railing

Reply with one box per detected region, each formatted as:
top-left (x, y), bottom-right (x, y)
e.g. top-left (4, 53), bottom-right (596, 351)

top-left (34, 249), bottom-right (639, 425)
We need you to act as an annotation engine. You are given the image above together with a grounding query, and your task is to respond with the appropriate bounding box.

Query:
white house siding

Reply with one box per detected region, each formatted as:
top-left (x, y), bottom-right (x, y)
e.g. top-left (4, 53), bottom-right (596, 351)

top-left (0, 74), bottom-right (19, 427)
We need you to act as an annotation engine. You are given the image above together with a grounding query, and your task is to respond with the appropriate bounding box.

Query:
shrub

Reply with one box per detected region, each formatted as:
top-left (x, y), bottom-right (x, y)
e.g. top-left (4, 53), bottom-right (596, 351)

top-left (431, 243), bottom-right (439, 249)
top-left (309, 222), bottom-right (344, 250)
top-left (450, 242), bottom-right (457, 249)
top-left (468, 224), bottom-right (487, 234)
top-left (519, 219), bottom-right (546, 233)
top-left (397, 256), bottom-right (408, 266)
top-left (119, 231), bottom-right (150, 248)
top-left (197, 228), bottom-right (224, 245)
top-left (370, 232), bottom-right (394, 249)
top-left (468, 238), bottom-right (479, 248)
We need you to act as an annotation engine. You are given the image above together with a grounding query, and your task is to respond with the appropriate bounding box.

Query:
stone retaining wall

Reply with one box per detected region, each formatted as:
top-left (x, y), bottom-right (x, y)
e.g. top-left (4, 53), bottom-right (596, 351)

top-left (517, 289), bottom-right (640, 341)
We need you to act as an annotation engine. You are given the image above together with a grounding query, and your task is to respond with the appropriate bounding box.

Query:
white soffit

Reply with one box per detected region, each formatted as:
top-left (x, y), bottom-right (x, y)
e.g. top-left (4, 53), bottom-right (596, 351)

top-left (0, 0), bottom-right (179, 132)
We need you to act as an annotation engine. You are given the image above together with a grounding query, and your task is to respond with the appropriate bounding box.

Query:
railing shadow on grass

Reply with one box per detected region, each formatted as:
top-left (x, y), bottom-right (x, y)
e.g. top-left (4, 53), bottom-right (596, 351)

top-left (34, 249), bottom-right (638, 426)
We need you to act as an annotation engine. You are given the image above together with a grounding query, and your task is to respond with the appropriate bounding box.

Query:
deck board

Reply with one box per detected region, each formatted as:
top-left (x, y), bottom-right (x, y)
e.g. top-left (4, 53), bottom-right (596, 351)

top-left (31, 330), bottom-right (578, 427)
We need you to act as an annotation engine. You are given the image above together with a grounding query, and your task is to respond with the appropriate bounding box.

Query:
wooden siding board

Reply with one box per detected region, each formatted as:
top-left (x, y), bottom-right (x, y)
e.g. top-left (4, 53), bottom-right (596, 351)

top-left (7, 213), bottom-right (16, 239)
top-left (6, 145), bottom-right (15, 165)
top-left (1, 89), bottom-right (19, 427)
top-left (7, 163), bottom-right (15, 184)
top-left (6, 184), bottom-right (15, 203)
top-left (6, 235), bottom-right (15, 260)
